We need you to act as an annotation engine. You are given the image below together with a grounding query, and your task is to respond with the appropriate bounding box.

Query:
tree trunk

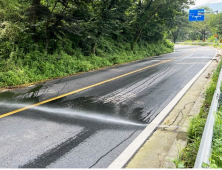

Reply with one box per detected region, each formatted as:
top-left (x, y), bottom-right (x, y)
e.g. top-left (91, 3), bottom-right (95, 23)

top-left (28, 0), bottom-right (41, 42)
top-left (44, 17), bottom-right (51, 53)
top-left (131, 2), bottom-right (167, 51)
top-left (45, 37), bottom-right (49, 52)
top-left (32, 0), bottom-right (41, 5)
top-left (30, 0), bottom-right (41, 23)
top-left (91, 42), bottom-right (96, 55)
top-left (131, 30), bottom-right (142, 51)
top-left (173, 36), bottom-right (177, 43)
top-left (172, 29), bottom-right (180, 43)
top-left (203, 30), bottom-right (206, 40)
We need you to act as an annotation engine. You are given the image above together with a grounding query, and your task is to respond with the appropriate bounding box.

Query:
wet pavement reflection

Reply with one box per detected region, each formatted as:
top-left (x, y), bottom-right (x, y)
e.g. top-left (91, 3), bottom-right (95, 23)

top-left (0, 45), bottom-right (215, 168)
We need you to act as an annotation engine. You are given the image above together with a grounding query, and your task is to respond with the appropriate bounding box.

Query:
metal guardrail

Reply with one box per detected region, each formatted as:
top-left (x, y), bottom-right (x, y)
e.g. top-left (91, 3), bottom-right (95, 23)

top-left (194, 65), bottom-right (222, 168)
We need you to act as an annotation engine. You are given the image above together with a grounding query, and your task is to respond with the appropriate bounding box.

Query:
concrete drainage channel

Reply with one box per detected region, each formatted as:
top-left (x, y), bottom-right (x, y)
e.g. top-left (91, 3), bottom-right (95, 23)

top-left (108, 48), bottom-right (221, 168)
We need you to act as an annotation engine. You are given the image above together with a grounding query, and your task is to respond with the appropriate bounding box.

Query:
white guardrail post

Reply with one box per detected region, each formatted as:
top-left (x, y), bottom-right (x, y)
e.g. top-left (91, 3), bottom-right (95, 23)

top-left (194, 67), bottom-right (222, 168)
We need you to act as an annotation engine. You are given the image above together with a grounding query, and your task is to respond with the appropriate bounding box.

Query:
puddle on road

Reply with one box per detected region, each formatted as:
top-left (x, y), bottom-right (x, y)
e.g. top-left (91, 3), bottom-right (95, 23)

top-left (0, 85), bottom-right (43, 103)
top-left (57, 96), bottom-right (146, 124)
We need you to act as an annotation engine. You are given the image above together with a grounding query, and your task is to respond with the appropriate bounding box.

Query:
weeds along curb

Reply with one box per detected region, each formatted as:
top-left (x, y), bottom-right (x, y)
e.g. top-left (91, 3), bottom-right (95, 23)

top-left (211, 105), bottom-right (222, 168)
top-left (194, 62), bottom-right (222, 168)
top-left (209, 47), bottom-right (222, 168)
top-left (180, 50), bottom-right (222, 168)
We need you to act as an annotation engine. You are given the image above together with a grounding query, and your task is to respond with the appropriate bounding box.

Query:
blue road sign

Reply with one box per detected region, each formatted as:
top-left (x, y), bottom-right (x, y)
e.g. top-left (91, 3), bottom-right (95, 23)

top-left (189, 9), bottom-right (205, 21)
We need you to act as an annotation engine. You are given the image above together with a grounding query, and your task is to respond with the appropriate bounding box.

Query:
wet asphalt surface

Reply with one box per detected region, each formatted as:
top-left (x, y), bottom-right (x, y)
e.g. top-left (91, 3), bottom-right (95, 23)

top-left (0, 45), bottom-right (216, 168)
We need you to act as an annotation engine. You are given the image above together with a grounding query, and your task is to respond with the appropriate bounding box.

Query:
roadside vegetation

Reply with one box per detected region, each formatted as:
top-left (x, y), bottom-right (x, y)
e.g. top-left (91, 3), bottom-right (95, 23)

top-left (168, 6), bottom-right (222, 43)
top-left (178, 56), bottom-right (222, 168)
top-left (0, 40), bottom-right (173, 87)
top-left (211, 105), bottom-right (222, 168)
top-left (0, 0), bottom-right (195, 88)
top-left (180, 41), bottom-right (222, 49)
top-left (1, 0), bottom-right (222, 167)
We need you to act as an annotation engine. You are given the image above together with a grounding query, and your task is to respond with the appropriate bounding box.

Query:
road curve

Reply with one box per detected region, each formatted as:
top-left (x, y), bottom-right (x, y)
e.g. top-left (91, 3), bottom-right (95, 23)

top-left (0, 45), bottom-right (216, 168)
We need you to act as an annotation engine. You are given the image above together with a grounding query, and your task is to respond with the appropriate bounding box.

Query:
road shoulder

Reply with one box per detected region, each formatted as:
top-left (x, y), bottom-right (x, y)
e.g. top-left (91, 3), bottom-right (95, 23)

top-left (126, 50), bottom-right (221, 168)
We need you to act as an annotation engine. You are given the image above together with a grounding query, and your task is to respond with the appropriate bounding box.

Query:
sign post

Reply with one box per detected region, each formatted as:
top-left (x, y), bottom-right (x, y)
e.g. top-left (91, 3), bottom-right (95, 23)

top-left (189, 9), bottom-right (205, 21)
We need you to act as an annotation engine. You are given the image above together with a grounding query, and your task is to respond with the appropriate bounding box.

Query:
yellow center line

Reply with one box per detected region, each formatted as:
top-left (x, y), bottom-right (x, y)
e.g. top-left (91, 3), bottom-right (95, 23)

top-left (0, 49), bottom-right (195, 119)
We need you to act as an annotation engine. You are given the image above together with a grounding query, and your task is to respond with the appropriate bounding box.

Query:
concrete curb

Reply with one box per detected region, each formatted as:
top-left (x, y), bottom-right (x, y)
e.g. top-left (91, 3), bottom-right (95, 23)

top-left (162, 86), bottom-right (209, 168)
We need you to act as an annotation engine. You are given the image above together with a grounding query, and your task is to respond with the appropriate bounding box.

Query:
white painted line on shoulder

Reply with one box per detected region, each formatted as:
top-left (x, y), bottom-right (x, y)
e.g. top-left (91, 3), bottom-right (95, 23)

top-left (108, 49), bottom-right (217, 169)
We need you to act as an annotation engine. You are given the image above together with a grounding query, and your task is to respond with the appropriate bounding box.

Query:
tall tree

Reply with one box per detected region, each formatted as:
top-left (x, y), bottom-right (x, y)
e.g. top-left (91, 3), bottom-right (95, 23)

top-left (129, 0), bottom-right (194, 51)
top-left (168, 11), bottom-right (189, 43)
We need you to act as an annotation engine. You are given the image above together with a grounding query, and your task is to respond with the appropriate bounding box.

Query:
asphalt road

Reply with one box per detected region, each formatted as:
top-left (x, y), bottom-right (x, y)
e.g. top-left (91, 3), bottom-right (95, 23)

top-left (0, 45), bottom-right (216, 168)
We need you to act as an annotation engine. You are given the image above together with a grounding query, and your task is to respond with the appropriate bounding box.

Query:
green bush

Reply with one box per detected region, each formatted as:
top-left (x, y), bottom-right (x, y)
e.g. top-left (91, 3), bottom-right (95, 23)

top-left (207, 36), bottom-right (216, 43)
top-left (0, 40), bottom-right (173, 88)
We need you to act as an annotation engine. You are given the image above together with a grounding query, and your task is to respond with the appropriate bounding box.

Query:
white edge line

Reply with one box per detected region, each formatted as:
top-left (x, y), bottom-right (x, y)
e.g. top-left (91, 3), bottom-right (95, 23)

top-left (107, 49), bottom-right (217, 169)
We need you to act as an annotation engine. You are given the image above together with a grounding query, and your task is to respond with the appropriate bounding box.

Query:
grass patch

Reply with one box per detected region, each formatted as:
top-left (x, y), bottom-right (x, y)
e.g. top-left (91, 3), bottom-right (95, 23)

top-left (211, 108), bottom-right (222, 168)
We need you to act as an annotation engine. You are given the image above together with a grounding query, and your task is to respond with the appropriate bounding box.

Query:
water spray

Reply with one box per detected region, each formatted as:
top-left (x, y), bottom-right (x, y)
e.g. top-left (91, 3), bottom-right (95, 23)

top-left (0, 102), bottom-right (147, 127)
